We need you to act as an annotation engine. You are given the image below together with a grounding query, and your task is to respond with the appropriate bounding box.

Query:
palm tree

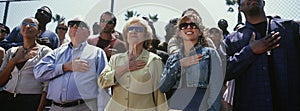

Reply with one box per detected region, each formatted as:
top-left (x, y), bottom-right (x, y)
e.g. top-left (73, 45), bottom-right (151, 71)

top-left (149, 14), bottom-right (158, 22)
top-left (125, 10), bottom-right (159, 22)
top-left (225, 0), bottom-right (242, 24)
top-left (125, 10), bottom-right (141, 21)
top-left (52, 14), bottom-right (66, 25)
top-left (225, 0), bottom-right (238, 12)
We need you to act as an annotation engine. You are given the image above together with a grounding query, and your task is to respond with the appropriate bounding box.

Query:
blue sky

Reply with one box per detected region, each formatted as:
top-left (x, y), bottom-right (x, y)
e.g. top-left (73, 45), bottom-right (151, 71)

top-left (0, 0), bottom-right (299, 41)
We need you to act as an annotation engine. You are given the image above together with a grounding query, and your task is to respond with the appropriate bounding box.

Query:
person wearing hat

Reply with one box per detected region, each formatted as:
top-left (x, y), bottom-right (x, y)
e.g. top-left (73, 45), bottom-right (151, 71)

top-left (0, 23), bottom-right (8, 92)
top-left (55, 22), bottom-right (69, 46)
top-left (0, 6), bottom-right (59, 50)
top-left (0, 23), bottom-right (10, 42)
top-left (217, 19), bottom-right (230, 38)
top-left (34, 17), bottom-right (109, 111)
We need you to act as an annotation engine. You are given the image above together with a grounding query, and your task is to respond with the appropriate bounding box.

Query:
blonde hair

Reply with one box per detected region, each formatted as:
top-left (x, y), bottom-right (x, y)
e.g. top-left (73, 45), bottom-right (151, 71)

top-left (122, 17), bottom-right (153, 49)
top-left (177, 14), bottom-right (209, 47)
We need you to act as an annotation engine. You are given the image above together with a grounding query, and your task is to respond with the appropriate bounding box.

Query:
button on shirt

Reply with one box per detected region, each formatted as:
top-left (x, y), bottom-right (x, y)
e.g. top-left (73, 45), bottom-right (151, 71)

top-left (34, 42), bottom-right (108, 110)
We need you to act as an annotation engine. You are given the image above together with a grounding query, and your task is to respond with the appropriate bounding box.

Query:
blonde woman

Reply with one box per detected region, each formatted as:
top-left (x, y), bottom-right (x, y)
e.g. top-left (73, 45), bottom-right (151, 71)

top-left (98, 17), bottom-right (168, 111)
top-left (159, 14), bottom-right (224, 111)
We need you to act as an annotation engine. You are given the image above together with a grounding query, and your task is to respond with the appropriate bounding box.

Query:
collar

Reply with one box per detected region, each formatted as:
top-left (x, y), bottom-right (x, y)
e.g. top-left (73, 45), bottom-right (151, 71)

top-left (68, 41), bottom-right (88, 50)
top-left (120, 49), bottom-right (149, 60)
top-left (179, 42), bottom-right (203, 57)
top-left (245, 16), bottom-right (291, 31)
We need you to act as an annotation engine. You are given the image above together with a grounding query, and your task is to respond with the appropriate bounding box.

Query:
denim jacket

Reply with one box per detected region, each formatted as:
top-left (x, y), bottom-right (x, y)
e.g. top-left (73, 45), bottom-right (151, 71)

top-left (159, 42), bottom-right (223, 90)
top-left (159, 42), bottom-right (224, 110)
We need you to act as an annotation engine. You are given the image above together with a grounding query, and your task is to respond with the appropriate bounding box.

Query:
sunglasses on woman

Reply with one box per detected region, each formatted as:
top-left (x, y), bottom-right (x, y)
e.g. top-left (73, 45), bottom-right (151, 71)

top-left (127, 26), bottom-right (145, 32)
top-left (21, 21), bottom-right (38, 28)
top-left (179, 22), bottom-right (199, 30)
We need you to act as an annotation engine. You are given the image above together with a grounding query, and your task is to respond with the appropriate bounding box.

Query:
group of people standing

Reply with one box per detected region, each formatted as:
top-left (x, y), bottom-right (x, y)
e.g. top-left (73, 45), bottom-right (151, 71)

top-left (0, 0), bottom-right (299, 111)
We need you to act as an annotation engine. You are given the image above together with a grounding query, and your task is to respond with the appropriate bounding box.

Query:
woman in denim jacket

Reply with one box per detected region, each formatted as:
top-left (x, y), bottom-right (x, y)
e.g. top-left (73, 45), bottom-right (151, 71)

top-left (159, 14), bottom-right (224, 111)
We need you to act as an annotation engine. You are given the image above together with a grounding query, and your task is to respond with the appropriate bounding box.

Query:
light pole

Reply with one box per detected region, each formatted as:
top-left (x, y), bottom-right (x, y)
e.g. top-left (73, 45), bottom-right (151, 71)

top-left (110, 0), bottom-right (114, 13)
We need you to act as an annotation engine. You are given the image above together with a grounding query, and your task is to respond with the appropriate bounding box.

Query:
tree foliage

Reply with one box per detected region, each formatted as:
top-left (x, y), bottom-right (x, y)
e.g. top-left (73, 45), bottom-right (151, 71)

top-left (225, 0), bottom-right (238, 12)
top-left (125, 10), bottom-right (159, 22)
top-left (52, 14), bottom-right (66, 25)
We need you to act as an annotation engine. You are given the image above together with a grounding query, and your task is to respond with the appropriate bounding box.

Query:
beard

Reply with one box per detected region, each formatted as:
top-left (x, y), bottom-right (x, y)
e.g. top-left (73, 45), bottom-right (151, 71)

top-left (248, 6), bottom-right (262, 16)
top-left (246, 1), bottom-right (264, 16)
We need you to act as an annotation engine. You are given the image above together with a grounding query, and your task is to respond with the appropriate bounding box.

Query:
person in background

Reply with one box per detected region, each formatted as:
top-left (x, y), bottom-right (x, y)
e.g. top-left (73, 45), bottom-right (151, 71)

top-left (0, 23), bottom-right (10, 42)
top-left (0, 6), bottom-right (59, 50)
top-left (224, 0), bottom-right (300, 110)
top-left (55, 22), bottom-right (69, 46)
top-left (0, 23), bottom-right (9, 72)
top-left (206, 27), bottom-right (226, 68)
top-left (34, 17), bottom-right (109, 111)
top-left (159, 14), bottom-right (223, 111)
top-left (92, 22), bottom-right (101, 35)
top-left (88, 11), bottom-right (126, 61)
top-left (0, 23), bottom-right (9, 70)
top-left (0, 17), bottom-right (52, 111)
top-left (164, 18), bottom-right (179, 44)
top-left (141, 16), bottom-right (169, 64)
top-left (217, 19), bottom-right (230, 38)
top-left (98, 17), bottom-right (168, 111)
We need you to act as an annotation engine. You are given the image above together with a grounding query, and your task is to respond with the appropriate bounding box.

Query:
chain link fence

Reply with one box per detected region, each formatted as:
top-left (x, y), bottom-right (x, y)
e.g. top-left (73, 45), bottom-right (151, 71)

top-left (265, 0), bottom-right (300, 20)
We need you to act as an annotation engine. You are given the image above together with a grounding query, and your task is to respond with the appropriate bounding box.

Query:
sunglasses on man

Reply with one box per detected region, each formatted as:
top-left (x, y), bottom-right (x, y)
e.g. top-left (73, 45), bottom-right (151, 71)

top-left (68, 21), bottom-right (89, 29)
top-left (100, 19), bottom-right (115, 24)
top-left (0, 29), bottom-right (7, 34)
top-left (37, 9), bottom-right (52, 18)
top-left (179, 22), bottom-right (199, 30)
top-left (21, 21), bottom-right (38, 28)
top-left (127, 26), bottom-right (145, 32)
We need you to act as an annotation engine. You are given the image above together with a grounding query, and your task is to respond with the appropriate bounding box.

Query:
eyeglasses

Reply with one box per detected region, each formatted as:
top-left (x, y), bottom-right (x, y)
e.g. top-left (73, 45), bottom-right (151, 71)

top-left (68, 21), bottom-right (89, 29)
top-left (0, 28), bottom-right (7, 34)
top-left (100, 19), bottom-right (115, 24)
top-left (127, 26), bottom-right (145, 32)
top-left (21, 21), bottom-right (38, 27)
top-left (179, 22), bottom-right (199, 30)
top-left (56, 27), bottom-right (68, 31)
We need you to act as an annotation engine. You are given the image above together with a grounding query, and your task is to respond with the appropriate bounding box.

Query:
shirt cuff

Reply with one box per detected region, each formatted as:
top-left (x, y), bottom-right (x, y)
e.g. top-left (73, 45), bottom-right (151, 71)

top-left (56, 64), bottom-right (64, 75)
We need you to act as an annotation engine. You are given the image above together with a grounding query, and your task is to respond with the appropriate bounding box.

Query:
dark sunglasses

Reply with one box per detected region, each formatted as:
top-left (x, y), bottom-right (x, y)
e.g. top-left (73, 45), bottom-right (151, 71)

top-left (37, 9), bottom-right (52, 17)
top-left (100, 19), bottom-right (115, 24)
top-left (21, 21), bottom-right (38, 27)
top-left (179, 22), bottom-right (199, 30)
top-left (56, 27), bottom-right (68, 31)
top-left (68, 21), bottom-right (89, 29)
top-left (127, 26), bottom-right (145, 32)
top-left (0, 29), bottom-right (7, 33)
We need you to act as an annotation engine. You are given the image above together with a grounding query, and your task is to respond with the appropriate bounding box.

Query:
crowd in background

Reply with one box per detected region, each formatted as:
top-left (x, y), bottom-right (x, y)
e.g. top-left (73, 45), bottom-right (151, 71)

top-left (0, 0), bottom-right (299, 111)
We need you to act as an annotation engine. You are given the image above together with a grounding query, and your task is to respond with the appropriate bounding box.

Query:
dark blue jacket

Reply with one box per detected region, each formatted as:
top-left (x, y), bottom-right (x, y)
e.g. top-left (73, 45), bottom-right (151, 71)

top-left (0, 26), bottom-right (59, 50)
top-left (224, 17), bottom-right (300, 111)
